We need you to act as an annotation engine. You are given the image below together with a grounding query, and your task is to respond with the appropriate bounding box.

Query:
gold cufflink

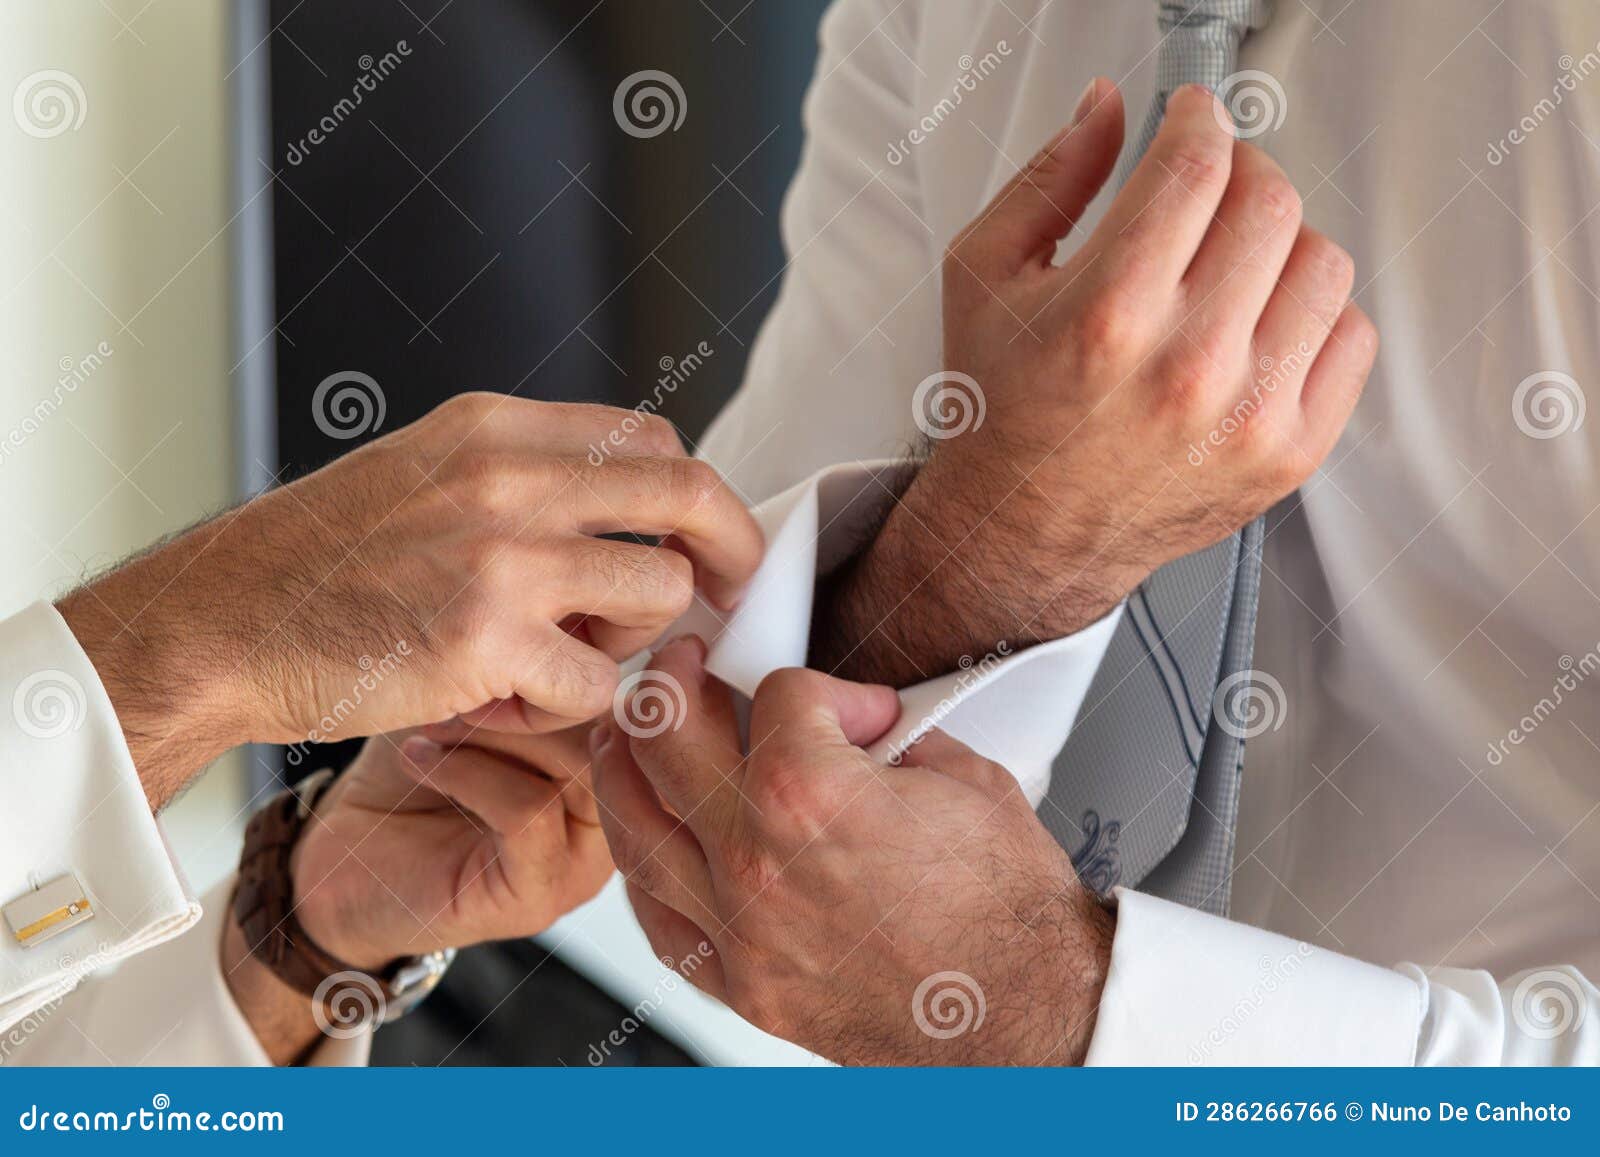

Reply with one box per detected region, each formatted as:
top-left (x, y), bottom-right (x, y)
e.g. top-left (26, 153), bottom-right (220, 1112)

top-left (4, 873), bottom-right (95, 948)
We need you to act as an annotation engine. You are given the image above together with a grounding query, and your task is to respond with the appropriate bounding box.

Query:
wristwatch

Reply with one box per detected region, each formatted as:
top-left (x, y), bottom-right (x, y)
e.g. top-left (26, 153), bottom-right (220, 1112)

top-left (231, 767), bottom-right (455, 1027)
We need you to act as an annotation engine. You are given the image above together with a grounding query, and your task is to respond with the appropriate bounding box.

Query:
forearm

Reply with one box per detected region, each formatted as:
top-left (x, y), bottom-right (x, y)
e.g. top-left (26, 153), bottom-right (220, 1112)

top-left (810, 444), bottom-right (1138, 687)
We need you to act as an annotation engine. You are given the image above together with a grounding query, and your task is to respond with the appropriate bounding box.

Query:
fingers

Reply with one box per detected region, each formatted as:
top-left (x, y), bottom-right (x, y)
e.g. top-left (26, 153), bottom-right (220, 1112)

top-left (547, 538), bottom-right (696, 649)
top-left (1252, 226), bottom-right (1355, 374)
top-left (397, 735), bottom-right (563, 838)
top-left (747, 667), bottom-right (902, 759)
top-left (951, 77), bottom-right (1125, 277)
top-left (422, 719), bottom-right (601, 825)
top-left (615, 636), bottom-right (747, 836)
top-left (1180, 141), bottom-right (1302, 343)
top-left (589, 715), bottom-right (719, 924)
top-left (1087, 84), bottom-right (1235, 293)
top-left (623, 881), bottom-right (727, 1000)
top-left (437, 393), bottom-right (687, 460)
top-left (504, 624), bottom-right (621, 731)
top-left (1296, 302), bottom-right (1378, 461)
top-left (561, 457), bottom-right (764, 612)
top-left (890, 727), bottom-right (1020, 802)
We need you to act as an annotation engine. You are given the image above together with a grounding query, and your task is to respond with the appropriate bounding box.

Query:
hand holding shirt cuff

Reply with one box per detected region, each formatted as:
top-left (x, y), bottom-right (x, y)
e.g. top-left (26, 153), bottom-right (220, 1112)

top-left (0, 601), bottom-right (199, 1033)
top-left (1085, 888), bottom-right (1422, 1065)
top-left (670, 460), bottom-right (1121, 806)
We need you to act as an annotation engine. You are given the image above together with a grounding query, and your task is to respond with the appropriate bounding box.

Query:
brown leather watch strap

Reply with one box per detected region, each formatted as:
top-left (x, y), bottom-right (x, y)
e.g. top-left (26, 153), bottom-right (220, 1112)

top-left (231, 770), bottom-right (404, 1003)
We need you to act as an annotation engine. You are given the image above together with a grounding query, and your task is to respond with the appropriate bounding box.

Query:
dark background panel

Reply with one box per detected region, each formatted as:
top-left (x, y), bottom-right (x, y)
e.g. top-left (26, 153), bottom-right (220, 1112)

top-left (266, 0), bottom-right (829, 1066)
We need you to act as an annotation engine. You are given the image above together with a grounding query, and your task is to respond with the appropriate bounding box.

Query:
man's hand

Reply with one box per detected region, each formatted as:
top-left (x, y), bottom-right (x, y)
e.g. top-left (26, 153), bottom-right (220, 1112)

top-left (590, 636), bottom-right (1114, 1065)
top-left (56, 393), bottom-right (763, 808)
top-left (223, 720), bottom-right (611, 1064)
top-left (815, 80), bottom-right (1377, 684)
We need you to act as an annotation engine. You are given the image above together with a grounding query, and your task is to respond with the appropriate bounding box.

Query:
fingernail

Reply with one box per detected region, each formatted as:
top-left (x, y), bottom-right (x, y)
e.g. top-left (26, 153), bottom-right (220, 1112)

top-left (400, 736), bottom-right (443, 766)
top-left (654, 633), bottom-right (707, 664)
top-left (1072, 78), bottom-right (1100, 127)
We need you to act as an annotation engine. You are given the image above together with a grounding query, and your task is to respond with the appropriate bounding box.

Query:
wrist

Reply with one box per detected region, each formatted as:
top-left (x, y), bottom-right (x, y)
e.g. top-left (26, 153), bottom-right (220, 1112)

top-left (57, 563), bottom-right (243, 810)
top-left (221, 903), bottom-right (325, 1066)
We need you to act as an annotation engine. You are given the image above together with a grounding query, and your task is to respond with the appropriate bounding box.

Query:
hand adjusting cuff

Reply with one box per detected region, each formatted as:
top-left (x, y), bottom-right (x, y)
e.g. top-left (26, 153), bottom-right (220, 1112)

top-left (231, 768), bottom-right (453, 1026)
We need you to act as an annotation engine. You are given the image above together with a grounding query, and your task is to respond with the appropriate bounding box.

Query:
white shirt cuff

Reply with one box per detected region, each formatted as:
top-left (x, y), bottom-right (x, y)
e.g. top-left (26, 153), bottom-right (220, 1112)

top-left (670, 460), bottom-right (1121, 805)
top-left (0, 601), bottom-right (199, 1033)
top-left (1085, 888), bottom-right (1422, 1065)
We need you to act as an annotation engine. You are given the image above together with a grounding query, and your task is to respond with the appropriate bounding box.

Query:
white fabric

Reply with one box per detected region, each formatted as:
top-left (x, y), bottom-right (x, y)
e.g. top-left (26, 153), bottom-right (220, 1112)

top-left (691, 0), bottom-right (1600, 1064)
top-left (0, 601), bottom-right (199, 1035)
top-left (672, 460), bottom-right (1123, 806)
top-left (2, 878), bottom-right (368, 1066)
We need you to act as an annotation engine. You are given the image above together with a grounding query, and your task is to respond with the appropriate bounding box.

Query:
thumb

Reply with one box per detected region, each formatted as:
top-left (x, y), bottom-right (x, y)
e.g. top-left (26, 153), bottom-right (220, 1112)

top-left (749, 668), bottom-right (901, 755)
top-left (951, 77), bottom-right (1125, 277)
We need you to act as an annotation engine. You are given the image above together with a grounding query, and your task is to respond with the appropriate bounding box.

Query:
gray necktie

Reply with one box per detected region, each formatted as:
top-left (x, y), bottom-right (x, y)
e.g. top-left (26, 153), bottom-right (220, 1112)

top-left (1043, 0), bottom-right (1275, 916)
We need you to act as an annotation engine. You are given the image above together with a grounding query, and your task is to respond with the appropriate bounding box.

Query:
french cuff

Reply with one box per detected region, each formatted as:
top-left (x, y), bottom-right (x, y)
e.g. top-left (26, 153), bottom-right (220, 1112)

top-left (0, 601), bottom-right (199, 1033)
top-left (1085, 888), bottom-right (1423, 1065)
top-left (670, 460), bottom-right (1122, 806)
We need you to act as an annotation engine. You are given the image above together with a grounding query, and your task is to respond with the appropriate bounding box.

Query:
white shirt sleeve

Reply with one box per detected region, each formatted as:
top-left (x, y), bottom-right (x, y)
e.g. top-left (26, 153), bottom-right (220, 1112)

top-left (0, 601), bottom-right (200, 1034)
top-left (670, 462), bottom-right (1120, 805)
top-left (1086, 888), bottom-right (1600, 1065)
top-left (0, 877), bottom-right (370, 1066)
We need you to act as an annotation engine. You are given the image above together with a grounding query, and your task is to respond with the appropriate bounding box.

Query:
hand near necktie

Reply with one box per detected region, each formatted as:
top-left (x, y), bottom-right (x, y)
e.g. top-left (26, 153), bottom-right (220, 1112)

top-left (816, 80), bottom-right (1376, 685)
top-left (590, 636), bottom-right (1114, 1066)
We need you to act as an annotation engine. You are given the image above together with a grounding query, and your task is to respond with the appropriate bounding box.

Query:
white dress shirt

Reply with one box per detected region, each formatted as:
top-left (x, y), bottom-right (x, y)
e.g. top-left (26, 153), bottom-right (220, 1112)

top-left (692, 0), bottom-right (1600, 1064)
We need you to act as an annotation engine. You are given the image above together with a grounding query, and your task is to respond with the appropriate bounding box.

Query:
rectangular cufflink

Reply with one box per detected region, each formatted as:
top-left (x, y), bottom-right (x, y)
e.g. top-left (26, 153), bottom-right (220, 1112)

top-left (4, 874), bottom-right (94, 948)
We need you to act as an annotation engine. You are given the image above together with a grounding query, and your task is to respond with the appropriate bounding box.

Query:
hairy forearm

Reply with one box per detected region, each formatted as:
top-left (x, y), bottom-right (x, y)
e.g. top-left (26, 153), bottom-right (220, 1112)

top-left (810, 445), bottom-right (1135, 687)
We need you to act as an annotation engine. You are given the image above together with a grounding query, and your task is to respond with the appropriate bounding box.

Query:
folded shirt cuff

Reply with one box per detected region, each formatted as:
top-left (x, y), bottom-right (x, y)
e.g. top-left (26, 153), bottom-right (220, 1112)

top-left (670, 460), bottom-right (1121, 805)
top-left (0, 601), bottom-right (199, 1033)
top-left (1085, 888), bottom-right (1422, 1065)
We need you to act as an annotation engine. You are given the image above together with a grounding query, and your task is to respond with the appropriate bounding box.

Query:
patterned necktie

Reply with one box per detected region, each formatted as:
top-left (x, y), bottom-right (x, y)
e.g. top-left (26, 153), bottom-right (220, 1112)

top-left (1043, 0), bottom-right (1275, 916)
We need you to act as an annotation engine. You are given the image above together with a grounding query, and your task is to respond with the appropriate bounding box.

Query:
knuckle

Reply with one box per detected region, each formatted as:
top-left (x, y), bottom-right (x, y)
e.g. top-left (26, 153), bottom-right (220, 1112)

top-left (667, 457), bottom-right (723, 509)
top-left (437, 390), bottom-right (498, 426)
top-left (1162, 137), bottom-right (1230, 194)
top-left (1074, 290), bottom-right (1145, 354)
top-left (1306, 237), bottom-right (1356, 297)
top-left (1252, 172), bottom-right (1303, 228)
